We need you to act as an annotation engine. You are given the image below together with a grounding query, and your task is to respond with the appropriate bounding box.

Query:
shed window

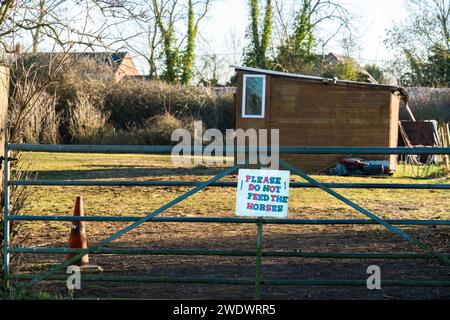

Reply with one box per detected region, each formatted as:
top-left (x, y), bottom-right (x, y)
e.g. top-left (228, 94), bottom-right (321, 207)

top-left (242, 74), bottom-right (266, 118)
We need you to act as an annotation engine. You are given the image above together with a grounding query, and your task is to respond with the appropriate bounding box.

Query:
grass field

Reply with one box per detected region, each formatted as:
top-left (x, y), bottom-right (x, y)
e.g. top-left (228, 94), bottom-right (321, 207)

top-left (7, 152), bottom-right (450, 299)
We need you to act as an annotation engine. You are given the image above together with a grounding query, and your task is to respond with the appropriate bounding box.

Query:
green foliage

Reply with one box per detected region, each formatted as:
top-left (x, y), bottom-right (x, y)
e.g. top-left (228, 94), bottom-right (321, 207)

top-left (322, 59), bottom-right (356, 80)
top-left (154, 0), bottom-right (181, 83)
top-left (426, 45), bottom-right (450, 86)
top-left (154, 0), bottom-right (209, 84)
top-left (385, 0), bottom-right (449, 87)
top-left (244, 0), bottom-right (272, 68)
top-left (244, 0), bottom-right (260, 67)
top-left (365, 64), bottom-right (385, 83)
top-left (293, 0), bottom-right (315, 56)
top-left (159, 29), bottom-right (181, 83)
top-left (272, 0), bottom-right (316, 73)
top-left (181, 0), bottom-right (198, 84)
top-left (274, 41), bottom-right (316, 74)
top-left (1, 285), bottom-right (58, 300)
top-left (401, 45), bottom-right (450, 87)
top-left (322, 59), bottom-right (369, 82)
top-left (260, 0), bottom-right (272, 64)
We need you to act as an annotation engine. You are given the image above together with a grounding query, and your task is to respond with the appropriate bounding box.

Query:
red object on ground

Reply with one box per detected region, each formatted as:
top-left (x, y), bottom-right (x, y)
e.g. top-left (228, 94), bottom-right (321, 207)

top-left (67, 196), bottom-right (89, 265)
top-left (339, 158), bottom-right (367, 170)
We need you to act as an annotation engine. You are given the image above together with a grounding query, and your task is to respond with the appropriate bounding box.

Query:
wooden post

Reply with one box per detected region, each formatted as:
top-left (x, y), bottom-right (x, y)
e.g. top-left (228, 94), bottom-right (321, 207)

top-left (1, 66), bottom-right (9, 284)
top-left (0, 66), bottom-right (9, 208)
top-left (404, 103), bottom-right (416, 122)
top-left (442, 122), bottom-right (450, 171)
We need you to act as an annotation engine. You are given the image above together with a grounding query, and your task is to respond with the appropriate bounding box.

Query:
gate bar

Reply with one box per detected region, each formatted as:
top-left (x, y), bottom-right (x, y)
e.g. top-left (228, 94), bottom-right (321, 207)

top-left (22, 163), bottom-right (243, 289)
top-left (11, 274), bottom-right (450, 287)
top-left (7, 144), bottom-right (450, 155)
top-left (8, 216), bottom-right (450, 225)
top-left (280, 159), bottom-right (450, 265)
top-left (2, 145), bottom-right (10, 284)
top-left (10, 180), bottom-right (450, 190)
top-left (9, 247), bottom-right (450, 259)
top-left (255, 218), bottom-right (263, 299)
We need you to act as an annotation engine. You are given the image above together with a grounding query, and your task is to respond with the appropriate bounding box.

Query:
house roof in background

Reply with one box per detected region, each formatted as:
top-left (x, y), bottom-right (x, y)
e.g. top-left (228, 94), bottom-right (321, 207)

top-left (23, 51), bottom-right (131, 72)
top-left (321, 52), bottom-right (378, 84)
top-left (64, 51), bottom-right (130, 72)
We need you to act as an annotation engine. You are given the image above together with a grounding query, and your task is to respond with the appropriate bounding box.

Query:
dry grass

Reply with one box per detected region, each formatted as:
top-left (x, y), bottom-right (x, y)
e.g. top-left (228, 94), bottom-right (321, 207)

top-left (105, 79), bottom-right (234, 132)
top-left (67, 91), bottom-right (110, 143)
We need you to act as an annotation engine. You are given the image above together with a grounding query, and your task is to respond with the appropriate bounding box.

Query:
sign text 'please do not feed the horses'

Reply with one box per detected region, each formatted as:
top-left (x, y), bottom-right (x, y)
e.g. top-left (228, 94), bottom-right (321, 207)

top-left (236, 169), bottom-right (290, 218)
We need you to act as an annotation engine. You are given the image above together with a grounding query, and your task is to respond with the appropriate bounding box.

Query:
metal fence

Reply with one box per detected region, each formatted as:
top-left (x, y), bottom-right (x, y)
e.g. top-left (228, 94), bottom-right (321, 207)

top-left (3, 144), bottom-right (450, 299)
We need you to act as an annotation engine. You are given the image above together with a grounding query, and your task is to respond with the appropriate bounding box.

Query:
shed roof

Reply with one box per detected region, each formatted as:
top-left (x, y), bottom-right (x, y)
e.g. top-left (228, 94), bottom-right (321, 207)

top-left (232, 65), bottom-right (407, 99)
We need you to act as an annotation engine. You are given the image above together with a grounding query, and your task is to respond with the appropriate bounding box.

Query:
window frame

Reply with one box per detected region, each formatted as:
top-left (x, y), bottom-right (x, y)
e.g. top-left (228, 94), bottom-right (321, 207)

top-left (241, 74), bottom-right (266, 119)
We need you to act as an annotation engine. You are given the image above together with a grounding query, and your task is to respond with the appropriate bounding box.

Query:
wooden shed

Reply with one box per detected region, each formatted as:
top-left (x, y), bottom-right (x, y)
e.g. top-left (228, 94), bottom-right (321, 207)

top-left (233, 66), bottom-right (406, 173)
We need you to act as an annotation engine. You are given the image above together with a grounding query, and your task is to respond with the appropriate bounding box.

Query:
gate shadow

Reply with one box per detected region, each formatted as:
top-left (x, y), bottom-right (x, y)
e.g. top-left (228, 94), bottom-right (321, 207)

top-left (31, 166), bottom-right (228, 180)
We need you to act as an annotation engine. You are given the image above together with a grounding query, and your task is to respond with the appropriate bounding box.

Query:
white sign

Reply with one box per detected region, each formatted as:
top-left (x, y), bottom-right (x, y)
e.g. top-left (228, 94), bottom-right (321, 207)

top-left (236, 169), bottom-right (290, 218)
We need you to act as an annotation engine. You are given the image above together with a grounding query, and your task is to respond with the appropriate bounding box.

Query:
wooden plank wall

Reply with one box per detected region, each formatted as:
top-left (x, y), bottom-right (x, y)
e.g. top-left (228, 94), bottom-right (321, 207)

top-left (269, 76), bottom-right (396, 172)
top-left (235, 72), bottom-right (400, 173)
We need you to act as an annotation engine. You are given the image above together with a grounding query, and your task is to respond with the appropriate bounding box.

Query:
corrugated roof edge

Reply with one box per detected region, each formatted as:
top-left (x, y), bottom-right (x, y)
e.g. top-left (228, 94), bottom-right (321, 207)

top-left (232, 65), bottom-right (408, 101)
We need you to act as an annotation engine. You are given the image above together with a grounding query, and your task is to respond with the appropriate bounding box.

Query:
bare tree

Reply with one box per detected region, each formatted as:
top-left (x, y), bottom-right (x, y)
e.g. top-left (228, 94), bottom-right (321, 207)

top-left (385, 0), bottom-right (449, 86)
top-left (31, 0), bottom-right (46, 53)
top-left (1, 0), bottom-right (145, 285)
top-left (8, 52), bottom-right (71, 143)
top-left (149, 0), bottom-right (211, 83)
top-left (244, 0), bottom-right (273, 68)
top-left (271, 0), bottom-right (353, 73)
top-left (2, 0), bottom-right (138, 143)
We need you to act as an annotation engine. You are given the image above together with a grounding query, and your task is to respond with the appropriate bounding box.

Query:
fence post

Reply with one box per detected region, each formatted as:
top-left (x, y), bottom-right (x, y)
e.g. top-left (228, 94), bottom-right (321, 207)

top-left (0, 65), bottom-right (8, 175)
top-left (2, 145), bottom-right (9, 287)
top-left (255, 218), bottom-right (263, 300)
top-left (0, 66), bottom-right (9, 288)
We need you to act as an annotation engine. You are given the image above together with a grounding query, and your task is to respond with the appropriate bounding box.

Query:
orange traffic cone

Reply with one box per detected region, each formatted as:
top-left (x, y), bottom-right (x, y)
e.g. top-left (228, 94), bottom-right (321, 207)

top-left (67, 196), bottom-right (89, 266)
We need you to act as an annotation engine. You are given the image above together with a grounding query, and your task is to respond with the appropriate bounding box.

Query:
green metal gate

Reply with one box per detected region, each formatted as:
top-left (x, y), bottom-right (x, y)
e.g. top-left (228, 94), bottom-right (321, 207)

top-left (3, 144), bottom-right (450, 299)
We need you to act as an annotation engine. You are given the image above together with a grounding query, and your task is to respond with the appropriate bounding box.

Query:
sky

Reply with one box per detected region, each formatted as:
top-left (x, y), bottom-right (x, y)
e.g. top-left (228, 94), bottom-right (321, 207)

top-left (197, 0), bottom-right (409, 64)
top-left (180, 0), bottom-right (410, 83)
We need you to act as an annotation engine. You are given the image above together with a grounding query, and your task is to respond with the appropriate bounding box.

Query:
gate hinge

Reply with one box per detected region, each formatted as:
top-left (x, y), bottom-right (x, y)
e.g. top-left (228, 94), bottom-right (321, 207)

top-left (0, 156), bottom-right (19, 170)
